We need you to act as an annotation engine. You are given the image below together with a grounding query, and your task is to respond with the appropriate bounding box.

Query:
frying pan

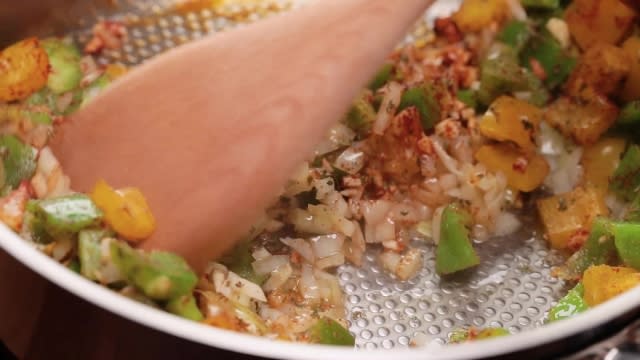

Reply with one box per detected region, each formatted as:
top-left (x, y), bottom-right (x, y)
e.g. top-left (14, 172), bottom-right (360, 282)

top-left (1, 1), bottom-right (640, 359)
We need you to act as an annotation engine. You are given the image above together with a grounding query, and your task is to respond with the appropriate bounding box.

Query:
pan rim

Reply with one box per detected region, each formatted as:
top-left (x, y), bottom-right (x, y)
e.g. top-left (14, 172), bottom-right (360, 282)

top-left (2, 222), bottom-right (638, 359)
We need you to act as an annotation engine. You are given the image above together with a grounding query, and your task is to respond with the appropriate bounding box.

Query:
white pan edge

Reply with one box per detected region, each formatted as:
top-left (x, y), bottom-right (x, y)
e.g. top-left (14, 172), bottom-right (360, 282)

top-left (3, 222), bottom-right (640, 360)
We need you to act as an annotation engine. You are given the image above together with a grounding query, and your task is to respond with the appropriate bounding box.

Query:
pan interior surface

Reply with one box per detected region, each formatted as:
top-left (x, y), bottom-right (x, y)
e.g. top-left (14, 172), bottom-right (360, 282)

top-left (1, 0), bottom-right (575, 354)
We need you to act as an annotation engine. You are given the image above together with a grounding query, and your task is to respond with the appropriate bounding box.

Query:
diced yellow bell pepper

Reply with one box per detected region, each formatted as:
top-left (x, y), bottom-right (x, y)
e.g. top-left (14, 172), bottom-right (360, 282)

top-left (565, 0), bottom-right (637, 51)
top-left (90, 179), bottom-right (156, 241)
top-left (536, 186), bottom-right (609, 250)
top-left (621, 37), bottom-right (640, 101)
top-left (452, 0), bottom-right (509, 32)
top-left (104, 64), bottom-right (128, 80)
top-left (0, 38), bottom-right (49, 102)
top-left (583, 265), bottom-right (640, 306)
top-left (581, 137), bottom-right (627, 192)
top-left (479, 96), bottom-right (542, 154)
top-left (475, 143), bottom-right (549, 192)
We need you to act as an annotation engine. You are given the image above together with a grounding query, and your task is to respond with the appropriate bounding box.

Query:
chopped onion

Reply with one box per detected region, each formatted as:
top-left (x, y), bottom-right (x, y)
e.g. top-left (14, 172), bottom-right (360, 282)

top-left (56, 92), bottom-right (74, 113)
top-left (52, 237), bottom-right (73, 261)
top-left (396, 248), bottom-right (423, 281)
top-left (432, 206), bottom-right (445, 244)
top-left (324, 191), bottom-right (351, 218)
top-left (252, 247), bottom-right (271, 261)
top-left (299, 264), bottom-right (320, 303)
top-left (505, 0), bottom-right (527, 20)
top-left (314, 123), bottom-right (356, 156)
top-left (432, 138), bottom-right (462, 177)
top-left (313, 178), bottom-right (335, 200)
top-left (373, 82), bottom-right (403, 135)
top-left (335, 147), bottom-right (365, 175)
top-left (362, 200), bottom-right (392, 225)
top-left (344, 222), bottom-right (366, 266)
top-left (227, 271), bottom-right (267, 302)
top-left (379, 251), bottom-right (401, 273)
top-left (262, 263), bottom-right (293, 292)
top-left (284, 162), bottom-right (313, 196)
top-left (315, 253), bottom-right (345, 269)
top-left (281, 237), bottom-right (314, 263)
top-left (310, 234), bottom-right (344, 259)
top-left (494, 212), bottom-right (522, 237)
top-left (314, 269), bottom-right (343, 306)
top-left (252, 255), bottom-right (290, 275)
top-left (289, 207), bottom-right (334, 235)
top-left (374, 218), bottom-right (396, 243)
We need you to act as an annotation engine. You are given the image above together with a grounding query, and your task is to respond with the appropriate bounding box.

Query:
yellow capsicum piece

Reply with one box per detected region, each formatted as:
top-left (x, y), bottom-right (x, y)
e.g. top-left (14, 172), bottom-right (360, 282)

top-left (90, 179), bottom-right (156, 241)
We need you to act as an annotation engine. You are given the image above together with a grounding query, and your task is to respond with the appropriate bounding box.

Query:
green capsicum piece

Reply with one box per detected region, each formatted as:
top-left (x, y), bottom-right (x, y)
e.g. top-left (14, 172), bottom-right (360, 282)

top-left (29, 195), bottom-right (103, 236)
top-left (81, 75), bottom-right (111, 108)
top-left (166, 294), bottom-right (204, 321)
top-left (220, 239), bottom-right (267, 285)
top-left (343, 92), bottom-right (376, 134)
top-left (456, 89), bottom-right (478, 109)
top-left (78, 229), bottom-right (113, 281)
top-left (477, 44), bottom-right (530, 106)
top-left (0, 135), bottom-right (36, 190)
top-left (547, 283), bottom-right (588, 322)
top-left (520, 0), bottom-right (560, 9)
top-left (560, 218), bottom-right (616, 279)
top-left (436, 204), bottom-right (480, 275)
top-left (618, 101), bottom-right (640, 127)
top-left (613, 222), bottom-right (640, 270)
top-left (41, 38), bottom-right (83, 94)
top-left (624, 194), bottom-right (640, 222)
top-left (67, 259), bottom-right (81, 274)
top-left (110, 240), bottom-right (198, 301)
top-left (397, 84), bottom-right (441, 131)
top-left (497, 20), bottom-right (531, 53)
top-left (610, 145), bottom-right (640, 201)
top-left (308, 318), bottom-right (355, 346)
top-left (368, 63), bottom-right (394, 91)
top-left (520, 31), bottom-right (576, 89)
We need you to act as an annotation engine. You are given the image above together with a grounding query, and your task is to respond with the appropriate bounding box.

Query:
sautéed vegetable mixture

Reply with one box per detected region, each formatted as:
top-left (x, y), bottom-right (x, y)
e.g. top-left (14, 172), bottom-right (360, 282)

top-left (1, 0), bottom-right (640, 346)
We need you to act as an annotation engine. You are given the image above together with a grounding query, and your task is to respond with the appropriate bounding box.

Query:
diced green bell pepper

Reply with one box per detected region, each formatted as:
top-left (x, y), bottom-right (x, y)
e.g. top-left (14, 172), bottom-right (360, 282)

top-left (110, 240), bottom-right (198, 301)
top-left (610, 145), bottom-right (640, 201)
top-left (618, 101), bottom-right (640, 127)
top-left (477, 44), bottom-right (531, 106)
top-left (547, 283), bottom-right (588, 322)
top-left (41, 39), bottom-right (83, 94)
top-left (561, 218), bottom-right (616, 279)
top-left (0, 135), bottom-right (36, 190)
top-left (308, 318), bottom-right (355, 346)
top-left (78, 229), bottom-right (112, 281)
top-left (625, 194), bottom-right (640, 222)
top-left (456, 89), bottom-right (478, 109)
top-left (166, 294), bottom-right (204, 321)
top-left (368, 63), bottom-right (394, 91)
top-left (436, 204), bottom-right (480, 275)
top-left (67, 259), bottom-right (81, 274)
top-left (220, 239), bottom-right (267, 285)
top-left (520, 0), bottom-right (560, 9)
top-left (397, 84), bottom-right (441, 131)
top-left (29, 195), bottom-right (103, 236)
top-left (520, 32), bottom-right (576, 89)
top-left (343, 92), bottom-right (376, 133)
top-left (613, 222), bottom-right (640, 270)
top-left (81, 75), bottom-right (111, 108)
top-left (497, 20), bottom-right (531, 53)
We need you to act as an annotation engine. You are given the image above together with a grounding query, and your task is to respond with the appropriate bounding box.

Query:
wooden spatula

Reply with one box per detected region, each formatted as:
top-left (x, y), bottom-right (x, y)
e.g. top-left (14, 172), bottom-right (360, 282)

top-left (49, 0), bottom-right (435, 272)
